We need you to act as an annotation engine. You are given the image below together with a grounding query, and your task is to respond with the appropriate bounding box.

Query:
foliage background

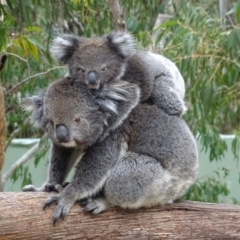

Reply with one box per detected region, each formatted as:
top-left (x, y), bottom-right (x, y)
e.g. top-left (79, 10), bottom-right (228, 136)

top-left (0, 0), bottom-right (239, 203)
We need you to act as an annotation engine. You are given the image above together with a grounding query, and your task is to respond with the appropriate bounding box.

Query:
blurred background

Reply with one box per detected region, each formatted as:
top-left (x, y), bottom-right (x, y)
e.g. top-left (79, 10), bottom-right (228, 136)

top-left (0, 0), bottom-right (239, 204)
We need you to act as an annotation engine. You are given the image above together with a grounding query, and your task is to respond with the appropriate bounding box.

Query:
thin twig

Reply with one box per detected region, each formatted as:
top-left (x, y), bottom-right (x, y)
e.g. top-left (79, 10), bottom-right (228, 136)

top-left (3, 52), bottom-right (31, 77)
top-left (4, 66), bottom-right (65, 96)
top-left (225, 15), bottom-right (236, 29)
top-left (2, 142), bottom-right (39, 187)
top-left (68, 11), bottom-right (84, 34)
top-left (4, 119), bottom-right (29, 151)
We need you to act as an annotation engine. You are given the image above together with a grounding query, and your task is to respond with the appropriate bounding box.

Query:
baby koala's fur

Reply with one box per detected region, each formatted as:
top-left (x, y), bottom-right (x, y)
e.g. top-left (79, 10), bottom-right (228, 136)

top-left (50, 31), bottom-right (187, 116)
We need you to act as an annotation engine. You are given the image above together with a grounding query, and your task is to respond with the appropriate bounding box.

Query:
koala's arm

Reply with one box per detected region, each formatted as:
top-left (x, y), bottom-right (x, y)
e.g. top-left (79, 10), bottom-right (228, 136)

top-left (151, 74), bottom-right (187, 116)
top-left (43, 131), bottom-right (121, 224)
top-left (131, 51), bottom-right (187, 116)
top-left (23, 144), bottom-right (82, 192)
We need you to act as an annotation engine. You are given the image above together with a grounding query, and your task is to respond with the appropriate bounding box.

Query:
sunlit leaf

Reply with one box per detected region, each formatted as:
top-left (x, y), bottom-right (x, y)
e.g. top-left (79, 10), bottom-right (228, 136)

top-left (23, 26), bottom-right (43, 32)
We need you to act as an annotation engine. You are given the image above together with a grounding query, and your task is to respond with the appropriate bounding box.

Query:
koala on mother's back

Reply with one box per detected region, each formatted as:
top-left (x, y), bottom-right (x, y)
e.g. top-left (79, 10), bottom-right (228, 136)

top-left (50, 31), bottom-right (187, 116)
top-left (22, 77), bottom-right (198, 225)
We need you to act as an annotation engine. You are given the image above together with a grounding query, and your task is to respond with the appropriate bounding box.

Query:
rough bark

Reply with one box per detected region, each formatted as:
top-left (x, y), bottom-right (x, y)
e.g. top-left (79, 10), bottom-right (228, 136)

top-left (0, 55), bottom-right (7, 192)
top-left (0, 192), bottom-right (240, 239)
top-left (108, 0), bottom-right (126, 31)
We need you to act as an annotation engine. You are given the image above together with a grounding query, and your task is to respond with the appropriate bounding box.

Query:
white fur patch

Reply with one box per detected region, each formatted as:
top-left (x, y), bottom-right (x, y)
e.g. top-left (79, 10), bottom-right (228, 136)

top-left (109, 81), bottom-right (130, 94)
top-left (104, 91), bottom-right (127, 101)
top-left (21, 102), bottom-right (35, 112)
top-left (50, 36), bottom-right (73, 61)
top-left (110, 85), bottom-right (141, 131)
top-left (103, 99), bottom-right (118, 114)
top-left (111, 32), bottom-right (135, 57)
top-left (21, 96), bottom-right (41, 112)
top-left (118, 64), bottom-right (126, 79)
top-left (61, 140), bottom-right (77, 148)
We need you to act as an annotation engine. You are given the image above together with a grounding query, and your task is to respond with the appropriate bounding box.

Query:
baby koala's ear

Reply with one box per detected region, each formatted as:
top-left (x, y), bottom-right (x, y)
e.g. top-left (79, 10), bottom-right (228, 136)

top-left (105, 31), bottom-right (135, 59)
top-left (50, 34), bottom-right (84, 64)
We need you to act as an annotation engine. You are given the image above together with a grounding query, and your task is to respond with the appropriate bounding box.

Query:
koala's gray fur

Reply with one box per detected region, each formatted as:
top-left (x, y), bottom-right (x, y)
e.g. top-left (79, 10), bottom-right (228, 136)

top-left (22, 77), bottom-right (198, 225)
top-left (50, 31), bottom-right (187, 116)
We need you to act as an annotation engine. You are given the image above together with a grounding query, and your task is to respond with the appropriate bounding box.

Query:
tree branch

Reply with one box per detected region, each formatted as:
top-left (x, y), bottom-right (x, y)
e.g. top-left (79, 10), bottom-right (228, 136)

top-left (108, 0), bottom-right (126, 31)
top-left (4, 66), bottom-right (65, 96)
top-left (0, 193), bottom-right (240, 239)
top-left (2, 52), bottom-right (31, 76)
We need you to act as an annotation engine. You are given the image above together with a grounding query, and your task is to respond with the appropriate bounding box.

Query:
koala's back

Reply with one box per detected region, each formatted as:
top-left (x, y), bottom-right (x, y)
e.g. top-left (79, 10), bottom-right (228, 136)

top-left (125, 104), bottom-right (198, 178)
top-left (124, 50), bottom-right (186, 100)
top-left (122, 52), bottom-right (153, 101)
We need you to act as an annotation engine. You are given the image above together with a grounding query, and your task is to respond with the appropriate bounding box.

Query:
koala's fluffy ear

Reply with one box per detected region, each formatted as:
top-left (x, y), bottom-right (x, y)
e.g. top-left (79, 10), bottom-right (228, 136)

top-left (105, 32), bottom-right (135, 59)
top-left (50, 34), bottom-right (83, 64)
top-left (21, 91), bottom-right (46, 129)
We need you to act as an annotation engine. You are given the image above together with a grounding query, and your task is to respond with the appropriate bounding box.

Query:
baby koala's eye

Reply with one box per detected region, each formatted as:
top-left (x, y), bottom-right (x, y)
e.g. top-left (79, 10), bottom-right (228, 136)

top-left (74, 117), bottom-right (81, 123)
top-left (100, 66), bottom-right (106, 72)
top-left (78, 67), bottom-right (85, 73)
top-left (48, 119), bottom-right (54, 125)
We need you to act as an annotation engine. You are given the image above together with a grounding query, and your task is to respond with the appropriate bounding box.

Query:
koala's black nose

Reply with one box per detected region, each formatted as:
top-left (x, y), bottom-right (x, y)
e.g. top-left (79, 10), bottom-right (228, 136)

top-left (87, 71), bottom-right (98, 85)
top-left (56, 124), bottom-right (70, 143)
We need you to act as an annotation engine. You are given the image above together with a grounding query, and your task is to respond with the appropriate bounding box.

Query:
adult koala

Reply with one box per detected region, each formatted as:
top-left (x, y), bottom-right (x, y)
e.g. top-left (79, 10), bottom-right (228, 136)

top-left (50, 31), bottom-right (187, 116)
top-left (22, 77), bottom-right (198, 225)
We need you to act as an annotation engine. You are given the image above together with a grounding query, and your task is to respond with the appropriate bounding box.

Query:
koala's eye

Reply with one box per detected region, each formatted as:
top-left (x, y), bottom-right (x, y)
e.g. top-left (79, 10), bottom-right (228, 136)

top-left (48, 120), bottom-right (54, 125)
top-left (100, 66), bottom-right (106, 72)
top-left (74, 117), bottom-right (81, 123)
top-left (78, 67), bottom-right (85, 73)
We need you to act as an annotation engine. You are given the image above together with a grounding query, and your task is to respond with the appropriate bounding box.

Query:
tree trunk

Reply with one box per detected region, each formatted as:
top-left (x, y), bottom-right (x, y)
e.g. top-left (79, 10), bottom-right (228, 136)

top-left (218, 0), bottom-right (229, 29)
top-left (108, 0), bottom-right (126, 31)
top-left (1, 192), bottom-right (240, 239)
top-left (0, 55), bottom-right (7, 192)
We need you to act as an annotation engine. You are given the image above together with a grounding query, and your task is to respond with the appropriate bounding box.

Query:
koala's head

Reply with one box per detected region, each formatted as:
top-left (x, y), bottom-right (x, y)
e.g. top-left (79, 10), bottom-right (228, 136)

top-left (43, 78), bottom-right (106, 149)
top-left (50, 32), bottom-right (135, 90)
top-left (23, 77), bottom-right (140, 150)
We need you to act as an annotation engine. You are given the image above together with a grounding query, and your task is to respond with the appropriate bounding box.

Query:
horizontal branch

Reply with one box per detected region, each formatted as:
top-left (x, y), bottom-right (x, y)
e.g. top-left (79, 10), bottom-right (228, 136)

top-left (0, 192), bottom-right (240, 239)
top-left (4, 66), bottom-right (65, 96)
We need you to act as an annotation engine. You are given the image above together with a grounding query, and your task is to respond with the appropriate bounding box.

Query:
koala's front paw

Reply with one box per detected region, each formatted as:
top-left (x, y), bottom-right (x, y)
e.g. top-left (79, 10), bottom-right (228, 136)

top-left (23, 182), bottom-right (59, 192)
top-left (83, 197), bottom-right (110, 214)
top-left (43, 188), bottom-right (76, 226)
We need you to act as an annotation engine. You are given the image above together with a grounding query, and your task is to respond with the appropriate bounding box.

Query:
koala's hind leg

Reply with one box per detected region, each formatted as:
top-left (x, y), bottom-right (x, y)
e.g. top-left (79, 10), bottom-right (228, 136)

top-left (151, 76), bottom-right (187, 116)
top-left (103, 152), bottom-right (187, 210)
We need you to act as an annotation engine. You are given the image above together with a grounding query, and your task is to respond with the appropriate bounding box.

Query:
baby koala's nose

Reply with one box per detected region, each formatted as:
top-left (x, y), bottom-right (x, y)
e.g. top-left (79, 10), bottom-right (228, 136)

top-left (87, 71), bottom-right (99, 89)
top-left (56, 124), bottom-right (70, 143)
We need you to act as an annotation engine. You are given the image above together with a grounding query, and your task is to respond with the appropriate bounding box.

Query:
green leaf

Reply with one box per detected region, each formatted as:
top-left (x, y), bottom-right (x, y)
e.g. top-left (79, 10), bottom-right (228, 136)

top-left (23, 26), bottom-right (43, 32)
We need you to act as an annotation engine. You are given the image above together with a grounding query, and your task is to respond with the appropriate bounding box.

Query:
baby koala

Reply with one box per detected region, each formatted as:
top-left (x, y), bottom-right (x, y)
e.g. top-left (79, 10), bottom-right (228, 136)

top-left (22, 77), bottom-right (198, 225)
top-left (50, 31), bottom-right (187, 116)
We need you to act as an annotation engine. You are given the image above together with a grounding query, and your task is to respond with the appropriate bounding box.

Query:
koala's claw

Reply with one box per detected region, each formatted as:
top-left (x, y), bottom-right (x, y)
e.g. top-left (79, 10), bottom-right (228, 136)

top-left (43, 195), bottom-right (58, 210)
top-left (43, 192), bottom-right (75, 225)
